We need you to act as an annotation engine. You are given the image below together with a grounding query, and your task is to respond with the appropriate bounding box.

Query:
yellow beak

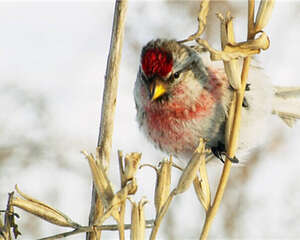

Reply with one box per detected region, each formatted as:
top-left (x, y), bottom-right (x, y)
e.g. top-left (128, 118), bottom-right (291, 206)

top-left (149, 79), bottom-right (167, 101)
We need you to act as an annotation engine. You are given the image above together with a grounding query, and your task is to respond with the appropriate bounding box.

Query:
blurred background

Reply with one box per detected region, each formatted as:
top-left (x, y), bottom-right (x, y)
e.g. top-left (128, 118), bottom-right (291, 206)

top-left (0, 1), bottom-right (299, 239)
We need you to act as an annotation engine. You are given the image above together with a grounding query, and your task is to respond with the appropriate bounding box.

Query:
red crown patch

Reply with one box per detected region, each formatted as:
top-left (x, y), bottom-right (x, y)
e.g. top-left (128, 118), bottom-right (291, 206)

top-left (142, 48), bottom-right (173, 77)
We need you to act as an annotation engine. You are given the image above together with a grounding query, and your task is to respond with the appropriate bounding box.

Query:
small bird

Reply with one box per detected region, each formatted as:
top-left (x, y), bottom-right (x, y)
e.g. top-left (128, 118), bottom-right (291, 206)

top-left (134, 39), bottom-right (300, 162)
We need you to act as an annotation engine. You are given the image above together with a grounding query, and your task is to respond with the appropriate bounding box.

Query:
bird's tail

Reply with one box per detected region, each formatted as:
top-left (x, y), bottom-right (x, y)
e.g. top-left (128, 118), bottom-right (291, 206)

top-left (272, 86), bottom-right (300, 127)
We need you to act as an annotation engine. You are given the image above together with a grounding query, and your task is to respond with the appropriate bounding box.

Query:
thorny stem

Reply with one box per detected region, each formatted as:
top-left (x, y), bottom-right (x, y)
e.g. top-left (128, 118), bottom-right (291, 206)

top-left (87, 0), bottom-right (128, 239)
top-left (200, 1), bottom-right (255, 239)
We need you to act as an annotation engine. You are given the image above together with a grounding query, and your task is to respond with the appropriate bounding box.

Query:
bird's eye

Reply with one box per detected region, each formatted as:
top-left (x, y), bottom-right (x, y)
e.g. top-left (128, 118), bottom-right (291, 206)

top-left (174, 72), bottom-right (180, 79)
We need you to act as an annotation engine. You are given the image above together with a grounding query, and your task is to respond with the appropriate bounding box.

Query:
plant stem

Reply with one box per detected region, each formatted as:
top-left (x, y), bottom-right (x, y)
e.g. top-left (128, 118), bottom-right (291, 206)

top-left (38, 221), bottom-right (154, 240)
top-left (199, 1), bottom-right (255, 239)
top-left (87, 0), bottom-right (128, 239)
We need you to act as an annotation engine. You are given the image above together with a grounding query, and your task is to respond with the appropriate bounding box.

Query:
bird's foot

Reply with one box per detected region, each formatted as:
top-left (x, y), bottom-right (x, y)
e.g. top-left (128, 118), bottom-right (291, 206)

top-left (246, 83), bottom-right (251, 91)
top-left (211, 142), bottom-right (239, 164)
top-left (242, 97), bottom-right (249, 108)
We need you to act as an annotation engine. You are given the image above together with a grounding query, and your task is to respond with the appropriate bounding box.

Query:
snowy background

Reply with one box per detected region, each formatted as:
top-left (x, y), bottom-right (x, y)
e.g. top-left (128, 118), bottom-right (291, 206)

top-left (0, 1), bottom-right (300, 239)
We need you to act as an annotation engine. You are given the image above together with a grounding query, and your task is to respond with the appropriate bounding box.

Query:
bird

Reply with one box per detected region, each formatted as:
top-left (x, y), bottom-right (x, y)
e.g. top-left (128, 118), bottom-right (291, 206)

top-left (134, 39), bottom-right (300, 162)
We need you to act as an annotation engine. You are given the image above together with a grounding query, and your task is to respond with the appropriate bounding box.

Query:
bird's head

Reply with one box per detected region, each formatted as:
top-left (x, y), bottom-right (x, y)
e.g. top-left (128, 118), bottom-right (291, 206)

top-left (139, 39), bottom-right (203, 101)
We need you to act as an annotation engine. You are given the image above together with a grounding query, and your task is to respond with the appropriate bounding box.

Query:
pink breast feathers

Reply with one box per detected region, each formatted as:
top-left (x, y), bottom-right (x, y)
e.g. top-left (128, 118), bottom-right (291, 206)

top-left (144, 91), bottom-right (214, 146)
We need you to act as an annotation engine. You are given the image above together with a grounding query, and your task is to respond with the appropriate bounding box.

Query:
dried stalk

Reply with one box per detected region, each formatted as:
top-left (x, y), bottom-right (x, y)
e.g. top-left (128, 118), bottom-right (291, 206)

top-left (37, 220), bottom-right (155, 240)
top-left (200, 1), bottom-right (267, 239)
top-left (87, 0), bottom-right (128, 239)
top-left (118, 151), bottom-right (126, 240)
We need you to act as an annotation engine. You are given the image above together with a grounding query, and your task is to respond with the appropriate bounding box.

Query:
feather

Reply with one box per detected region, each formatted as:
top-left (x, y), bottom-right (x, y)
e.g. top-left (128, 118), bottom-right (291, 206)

top-left (272, 87), bottom-right (300, 127)
top-left (274, 86), bottom-right (300, 99)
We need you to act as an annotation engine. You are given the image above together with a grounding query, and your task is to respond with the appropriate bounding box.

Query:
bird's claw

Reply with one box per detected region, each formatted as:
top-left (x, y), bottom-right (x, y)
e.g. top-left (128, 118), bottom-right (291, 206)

top-left (211, 142), bottom-right (239, 164)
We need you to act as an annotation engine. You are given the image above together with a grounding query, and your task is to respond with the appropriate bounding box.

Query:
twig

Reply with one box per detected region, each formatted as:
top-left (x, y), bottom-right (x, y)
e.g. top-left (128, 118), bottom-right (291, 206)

top-left (87, 0), bottom-right (128, 239)
top-left (179, 0), bottom-right (210, 43)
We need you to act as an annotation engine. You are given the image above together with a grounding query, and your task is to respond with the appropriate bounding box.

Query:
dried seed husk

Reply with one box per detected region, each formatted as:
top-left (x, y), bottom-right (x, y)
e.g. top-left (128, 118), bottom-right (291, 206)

top-left (130, 198), bottom-right (147, 240)
top-left (154, 157), bottom-right (172, 214)
top-left (193, 177), bottom-right (209, 212)
top-left (13, 185), bottom-right (79, 228)
top-left (176, 139), bottom-right (206, 194)
top-left (218, 12), bottom-right (241, 90)
top-left (124, 153), bottom-right (141, 181)
top-left (255, 0), bottom-right (275, 33)
top-left (193, 149), bottom-right (211, 211)
top-left (83, 150), bottom-right (114, 208)
top-left (12, 197), bottom-right (75, 228)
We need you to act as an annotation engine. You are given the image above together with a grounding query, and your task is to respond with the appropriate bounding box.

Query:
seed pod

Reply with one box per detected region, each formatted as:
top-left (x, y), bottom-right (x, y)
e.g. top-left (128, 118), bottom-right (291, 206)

top-left (255, 0), bottom-right (275, 33)
top-left (154, 157), bottom-right (172, 215)
top-left (193, 139), bottom-right (211, 212)
top-left (218, 12), bottom-right (241, 90)
top-left (176, 139), bottom-right (206, 194)
top-left (12, 186), bottom-right (79, 228)
top-left (124, 153), bottom-right (142, 181)
top-left (82, 150), bottom-right (114, 208)
top-left (130, 198), bottom-right (147, 240)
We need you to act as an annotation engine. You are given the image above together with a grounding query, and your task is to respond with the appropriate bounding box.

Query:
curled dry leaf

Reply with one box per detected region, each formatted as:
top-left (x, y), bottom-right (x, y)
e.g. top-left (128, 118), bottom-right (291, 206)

top-left (154, 157), bottom-right (172, 215)
top-left (130, 198), bottom-right (148, 240)
top-left (176, 139), bottom-right (207, 194)
top-left (255, 0), bottom-right (275, 33)
top-left (12, 186), bottom-right (79, 228)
